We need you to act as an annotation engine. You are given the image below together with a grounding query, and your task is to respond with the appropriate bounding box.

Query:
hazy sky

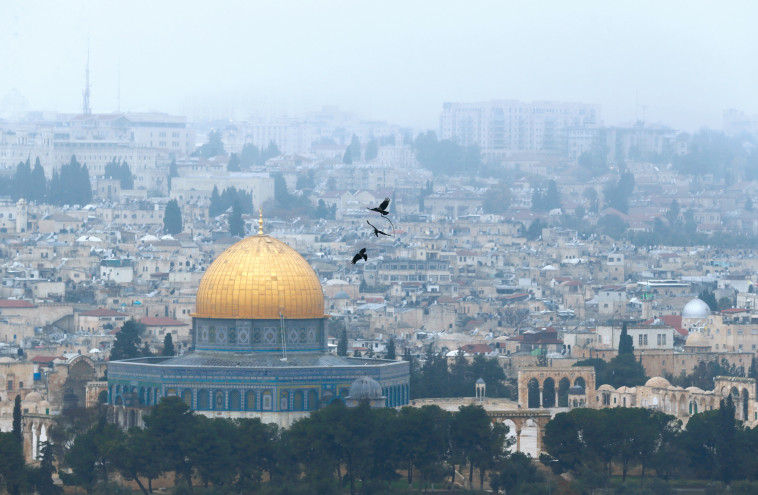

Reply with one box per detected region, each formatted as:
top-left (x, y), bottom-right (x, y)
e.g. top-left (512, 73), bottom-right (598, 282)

top-left (1, 0), bottom-right (757, 131)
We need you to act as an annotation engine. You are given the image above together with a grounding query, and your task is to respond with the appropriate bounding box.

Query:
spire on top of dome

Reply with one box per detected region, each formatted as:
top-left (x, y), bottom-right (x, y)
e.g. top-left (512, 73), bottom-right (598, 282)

top-left (258, 208), bottom-right (264, 235)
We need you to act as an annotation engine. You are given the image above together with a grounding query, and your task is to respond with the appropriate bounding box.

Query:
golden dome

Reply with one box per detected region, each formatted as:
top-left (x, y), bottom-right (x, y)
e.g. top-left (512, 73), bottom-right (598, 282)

top-left (194, 234), bottom-right (325, 319)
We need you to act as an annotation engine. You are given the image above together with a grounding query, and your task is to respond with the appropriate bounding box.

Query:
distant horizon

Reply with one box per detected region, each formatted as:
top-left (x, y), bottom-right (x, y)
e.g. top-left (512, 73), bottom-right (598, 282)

top-left (2, 1), bottom-right (757, 133)
top-left (1, 92), bottom-right (749, 135)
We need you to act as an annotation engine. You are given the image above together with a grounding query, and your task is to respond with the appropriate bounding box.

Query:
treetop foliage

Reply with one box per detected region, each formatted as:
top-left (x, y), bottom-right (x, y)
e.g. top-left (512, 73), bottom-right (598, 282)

top-left (413, 131), bottom-right (481, 176)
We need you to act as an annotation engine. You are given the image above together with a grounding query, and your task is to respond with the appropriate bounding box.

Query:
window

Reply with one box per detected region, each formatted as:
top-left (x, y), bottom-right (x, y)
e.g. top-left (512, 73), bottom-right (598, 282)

top-left (638, 334), bottom-right (644, 346)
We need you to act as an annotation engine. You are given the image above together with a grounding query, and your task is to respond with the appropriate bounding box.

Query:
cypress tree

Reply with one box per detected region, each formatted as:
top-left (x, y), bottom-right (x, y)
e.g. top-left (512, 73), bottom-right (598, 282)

top-left (337, 329), bottom-right (348, 356)
top-left (12, 395), bottom-right (22, 444)
top-left (163, 333), bottom-right (175, 357)
top-left (618, 322), bottom-right (634, 355)
top-left (163, 199), bottom-right (183, 235)
top-left (229, 200), bottom-right (245, 237)
top-left (386, 338), bottom-right (396, 360)
top-left (209, 186), bottom-right (222, 217)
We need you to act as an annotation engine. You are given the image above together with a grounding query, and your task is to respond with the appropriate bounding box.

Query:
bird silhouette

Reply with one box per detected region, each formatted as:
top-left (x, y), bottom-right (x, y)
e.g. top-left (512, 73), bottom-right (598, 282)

top-left (351, 248), bottom-right (367, 264)
top-left (367, 220), bottom-right (391, 237)
top-left (367, 197), bottom-right (390, 216)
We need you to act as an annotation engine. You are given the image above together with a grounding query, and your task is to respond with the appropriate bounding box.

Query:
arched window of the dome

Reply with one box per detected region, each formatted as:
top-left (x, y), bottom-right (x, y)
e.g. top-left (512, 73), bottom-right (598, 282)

top-left (245, 391), bottom-right (256, 411)
top-left (307, 390), bottom-right (319, 410)
top-left (280, 391), bottom-right (289, 411)
top-left (262, 390), bottom-right (273, 410)
top-left (197, 390), bottom-right (209, 410)
top-left (182, 389), bottom-right (192, 407)
top-left (293, 390), bottom-right (304, 411)
top-left (229, 390), bottom-right (241, 411)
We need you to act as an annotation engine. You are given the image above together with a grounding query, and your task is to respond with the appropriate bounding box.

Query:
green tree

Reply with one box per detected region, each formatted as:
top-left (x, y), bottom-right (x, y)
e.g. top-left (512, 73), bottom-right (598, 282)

top-left (209, 186), bottom-right (222, 217)
top-left (337, 328), bottom-right (348, 356)
top-left (525, 219), bottom-right (544, 240)
top-left (365, 138), bottom-right (378, 161)
top-left (260, 141), bottom-right (281, 163)
top-left (229, 200), bottom-right (245, 237)
top-left (240, 143), bottom-right (260, 167)
top-left (162, 333), bottom-right (175, 357)
top-left (110, 319), bottom-right (146, 361)
top-left (198, 130), bottom-right (224, 158)
top-left (50, 156), bottom-right (92, 206)
top-left (482, 183), bottom-right (511, 214)
top-left (227, 153), bottom-right (241, 172)
top-left (112, 428), bottom-right (160, 495)
top-left (61, 417), bottom-right (124, 493)
top-left (450, 404), bottom-right (499, 487)
top-left (604, 171), bottom-right (635, 213)
top-left (584, 187), bottom-right (599, 213)
top-left (597, 213), bottom-right (629, 239)
top-left (12, 395), bottom-right (21, 444)
top-left (718, 296), bottom-right (733, 311)
top-left (168, 159), bottom-right (179, 191)
top-left (163, 199), bottom-right (182, 234)
top-left (234, 419), bottom-right (279, 492)
top-left (618, 322), bottom-right (634, 355)
top-left (31, 440), bottom-right (62, 495)
top-left (490, 452), bottom-right (544, 494)
top-left (699, 289), bottom-right (719, 312)
top-left (386, 338), bottom-right (396, 360)
top-left (31, 157), bottom-right (47, 202)
top-left (0, 432), bottom-right (25, 495)
top-left (143, 397), bottom-right (198, 490)
top-left (342, 146), bottom-right (353, 164)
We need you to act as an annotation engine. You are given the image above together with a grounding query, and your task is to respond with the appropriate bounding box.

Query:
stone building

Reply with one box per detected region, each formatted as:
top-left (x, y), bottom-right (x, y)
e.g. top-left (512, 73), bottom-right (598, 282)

top-left (108, 222), bottom-right (410, 428)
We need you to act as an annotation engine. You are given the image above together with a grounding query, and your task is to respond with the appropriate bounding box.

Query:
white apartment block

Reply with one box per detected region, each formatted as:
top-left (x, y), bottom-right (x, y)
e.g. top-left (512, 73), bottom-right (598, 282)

top-left (440, 100), bottom-right (600, 159)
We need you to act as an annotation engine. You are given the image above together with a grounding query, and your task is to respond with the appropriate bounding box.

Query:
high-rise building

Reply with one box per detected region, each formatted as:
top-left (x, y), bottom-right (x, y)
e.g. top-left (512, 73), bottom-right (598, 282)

top-left (440, 100), bottom-right (601, 159)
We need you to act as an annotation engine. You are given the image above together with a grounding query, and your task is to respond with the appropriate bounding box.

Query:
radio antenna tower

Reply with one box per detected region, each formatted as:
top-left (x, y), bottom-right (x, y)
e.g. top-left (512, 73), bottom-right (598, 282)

top-left (82, 44), bottom-right (92, 115)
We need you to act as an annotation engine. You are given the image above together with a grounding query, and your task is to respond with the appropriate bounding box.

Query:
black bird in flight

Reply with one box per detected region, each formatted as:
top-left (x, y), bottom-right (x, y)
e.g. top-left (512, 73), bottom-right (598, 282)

top-left (367, 220), bottom-right (391, 237)
top-left (367, 197), bottom-right (390, 216)
top-left (351, 248), bottom-right (367, 264)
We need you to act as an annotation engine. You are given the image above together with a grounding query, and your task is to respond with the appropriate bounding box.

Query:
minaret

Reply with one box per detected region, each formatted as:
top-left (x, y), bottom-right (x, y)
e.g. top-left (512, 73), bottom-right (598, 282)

top-left (82, 47), bottom-right (92, 115)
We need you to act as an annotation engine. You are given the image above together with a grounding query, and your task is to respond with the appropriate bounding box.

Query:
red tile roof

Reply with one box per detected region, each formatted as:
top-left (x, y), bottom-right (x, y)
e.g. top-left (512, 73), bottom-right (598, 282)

top-left (0, 300), bottom-right (35, 308)
top-left (140, 317), bottom-right (188, 326)
top-left (643, 315), bottom-right (686, 336)
top-left (31, 356), bottom-right (64, 363)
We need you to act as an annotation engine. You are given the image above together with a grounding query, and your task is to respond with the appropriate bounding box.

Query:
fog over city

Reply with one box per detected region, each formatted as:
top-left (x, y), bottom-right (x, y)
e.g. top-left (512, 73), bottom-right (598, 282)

top-left (2, 0), bottom-right (758, 130)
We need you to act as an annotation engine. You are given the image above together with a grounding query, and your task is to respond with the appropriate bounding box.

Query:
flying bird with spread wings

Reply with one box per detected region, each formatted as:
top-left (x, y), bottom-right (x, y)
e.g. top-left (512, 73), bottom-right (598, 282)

top-left (351, 248), bottom-right (367, 264)
top-left (367, 197), bottom-right (390, 216)
top-left (367, 220), bottom-right (391, 237)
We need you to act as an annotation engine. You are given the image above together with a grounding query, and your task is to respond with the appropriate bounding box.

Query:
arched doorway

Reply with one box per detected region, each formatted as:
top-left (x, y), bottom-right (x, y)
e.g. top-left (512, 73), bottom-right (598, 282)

top-left (542, 378), bottom-right (556, 408)
top-left (502, 419), bottom-right (517, 453)
top-left (520, 419), bottom-right (539, 458)
top-left (527, 378), bottom-right (540, 408)
top-left (741, 389), bottom-right (749, 421)
top-left (558, 378), bottom-right (570, 407)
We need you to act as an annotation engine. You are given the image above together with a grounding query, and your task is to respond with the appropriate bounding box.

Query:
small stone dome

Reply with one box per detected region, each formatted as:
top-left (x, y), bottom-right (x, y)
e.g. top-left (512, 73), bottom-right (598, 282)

top-left (645, 377), bottom-right (671, 388)
top-left (686, 386), bottom-right (704, 393)
top-left (23, 391), bottom-right (42, 402)
top-left (682, 298), bottom-right (710, 319)
top-left (476, 378), bottom-right (486, 385)
top-left (685, 331), bottom-right (709, 347)
top-left (598, 384), bottom-right (616, 391)
top-left (333, 291), bottom-right (350, 300)
top-left (348, 376), bottom-right (383, 400)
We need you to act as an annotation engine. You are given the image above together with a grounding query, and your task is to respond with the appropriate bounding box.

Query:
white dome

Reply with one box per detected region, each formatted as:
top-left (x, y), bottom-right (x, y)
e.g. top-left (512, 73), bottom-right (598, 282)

top-left (682, 298), bottom-right (710, 319)
top-left (645, 377), bottom-right (671, 388)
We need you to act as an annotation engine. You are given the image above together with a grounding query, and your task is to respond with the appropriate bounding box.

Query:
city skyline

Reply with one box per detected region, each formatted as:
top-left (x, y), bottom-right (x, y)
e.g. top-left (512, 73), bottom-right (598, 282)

top-left (2, 0), bottom-right (758, 131)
